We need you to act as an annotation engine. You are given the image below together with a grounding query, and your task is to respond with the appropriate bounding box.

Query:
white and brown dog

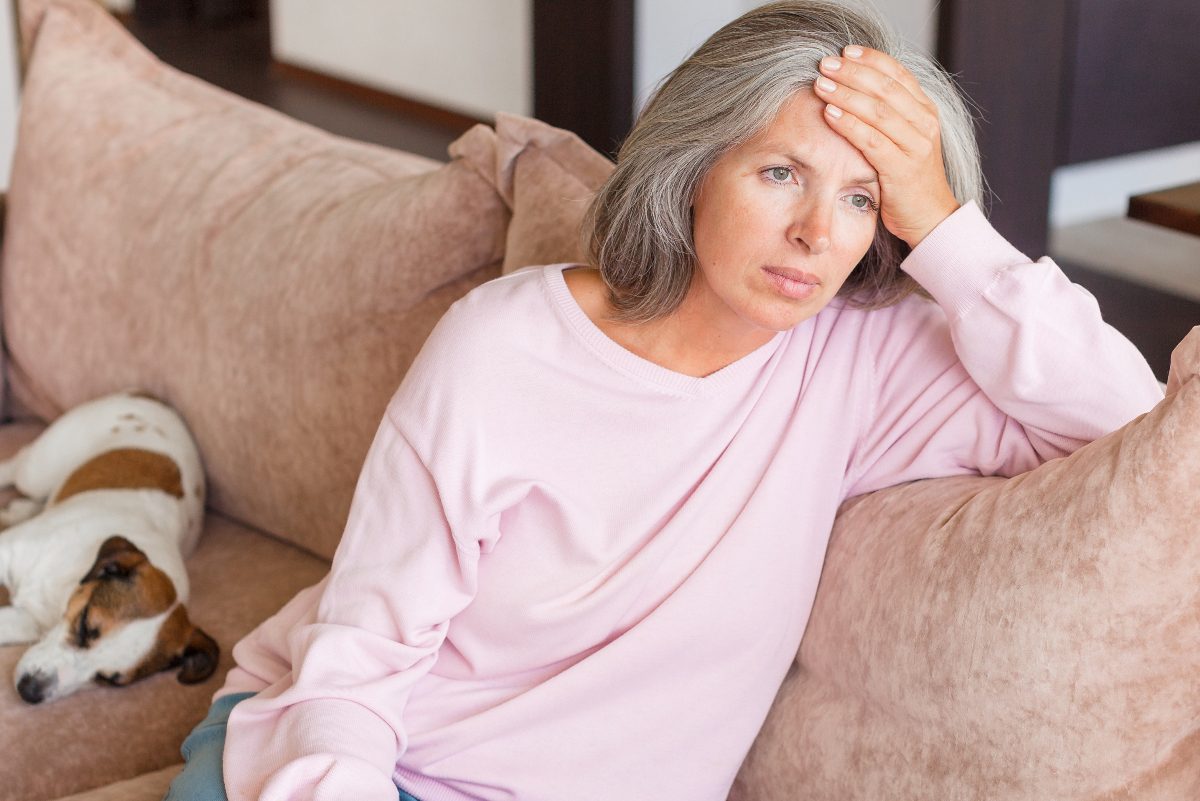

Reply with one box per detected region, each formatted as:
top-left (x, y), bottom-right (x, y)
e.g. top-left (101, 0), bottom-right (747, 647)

top-left (0, 391), bottom-right (216, 704)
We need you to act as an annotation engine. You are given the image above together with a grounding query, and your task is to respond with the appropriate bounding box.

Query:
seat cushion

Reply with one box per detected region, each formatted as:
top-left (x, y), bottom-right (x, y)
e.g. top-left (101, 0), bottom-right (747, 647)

top-left (0, 421), bottom-right (330, 801)
top-left (3, 0), bottom-right (510, 559)
top-left (50, 765), bottom-right (180, 801)
top-left (732, 328), bottom-right (1200, 800)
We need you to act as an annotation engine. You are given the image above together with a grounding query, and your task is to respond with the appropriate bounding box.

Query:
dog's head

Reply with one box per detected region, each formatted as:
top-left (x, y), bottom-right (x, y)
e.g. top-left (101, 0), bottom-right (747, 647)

top-left (14, 536), bottom-right (219, 704)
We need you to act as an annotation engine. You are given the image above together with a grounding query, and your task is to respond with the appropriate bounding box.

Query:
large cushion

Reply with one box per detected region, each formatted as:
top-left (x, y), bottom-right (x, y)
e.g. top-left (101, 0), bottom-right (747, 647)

top-left (0, 500), bottom-right (329, 801)
top-left (731, 327), bottom-right (1200, 800)
top-left (454, 112), bottom-right (614, 274)
top-left (2, 0), bottom-right (510, 559)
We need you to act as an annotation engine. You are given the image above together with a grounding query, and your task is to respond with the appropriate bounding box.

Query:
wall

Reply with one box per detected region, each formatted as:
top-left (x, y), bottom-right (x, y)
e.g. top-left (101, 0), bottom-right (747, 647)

top-left (1051, 142), bottom-right (1200, 229)
top-left (269, 0), bottom-right (532, 120)
top-left (1, 0), bottom-right (19, 191)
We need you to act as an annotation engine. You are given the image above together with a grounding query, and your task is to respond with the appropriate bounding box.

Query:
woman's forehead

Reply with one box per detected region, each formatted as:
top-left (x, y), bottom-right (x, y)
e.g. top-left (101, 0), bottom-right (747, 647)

top-left (732, 94), bottom-right (876, 178)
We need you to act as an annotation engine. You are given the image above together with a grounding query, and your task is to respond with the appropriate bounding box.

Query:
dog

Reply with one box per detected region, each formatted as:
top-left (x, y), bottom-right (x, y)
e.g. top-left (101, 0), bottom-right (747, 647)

top-left (0, 390), bottom-right (217, 703)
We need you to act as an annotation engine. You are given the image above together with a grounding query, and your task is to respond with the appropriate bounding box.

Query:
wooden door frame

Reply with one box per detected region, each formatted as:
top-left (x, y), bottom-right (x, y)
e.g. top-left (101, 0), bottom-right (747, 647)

top-left (532, 0), bottom-right (634, 159)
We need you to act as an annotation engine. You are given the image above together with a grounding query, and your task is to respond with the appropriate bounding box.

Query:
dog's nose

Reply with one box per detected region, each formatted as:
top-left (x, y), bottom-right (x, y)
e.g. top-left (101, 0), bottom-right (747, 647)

top-left (16, 672), bottom-right (54, 704)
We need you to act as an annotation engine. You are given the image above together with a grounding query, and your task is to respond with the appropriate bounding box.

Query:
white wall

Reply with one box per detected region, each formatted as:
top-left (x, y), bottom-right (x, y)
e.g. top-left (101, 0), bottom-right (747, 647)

top-left (634, 0), bottom-right (939, 110)
top-left (1050, 142), bottom-right (1200, 228)
top-left (269, 0), bottom-right (532, 120)
top-left (1, 0), bottom-right (19, 191)
top-left (634, 0), bottom-right (754, 110)
top-left (268, 1), bottom-right (935, 124)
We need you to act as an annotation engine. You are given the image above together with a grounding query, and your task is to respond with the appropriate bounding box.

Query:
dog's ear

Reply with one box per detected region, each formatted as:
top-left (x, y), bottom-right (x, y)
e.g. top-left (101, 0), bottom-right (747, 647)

top-left (176, 623), bottom-right (220, 684)
top-left (80, 536), bottom-right (147, 584)
top-left (118, 606), bottom-right (220, 686)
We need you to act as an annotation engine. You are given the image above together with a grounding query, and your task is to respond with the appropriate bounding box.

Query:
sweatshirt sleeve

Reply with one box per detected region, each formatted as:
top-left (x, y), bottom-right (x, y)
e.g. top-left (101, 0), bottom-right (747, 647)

top-left (221, 404), bottom-right (483, 801)
top-left (844, 201), bottom-right (1163, 498)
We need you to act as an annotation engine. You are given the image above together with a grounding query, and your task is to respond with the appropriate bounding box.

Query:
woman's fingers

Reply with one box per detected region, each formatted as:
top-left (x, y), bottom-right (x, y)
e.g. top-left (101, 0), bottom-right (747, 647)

top-left (813, 45), bottom-right (960, 248)
top-left (839, 45), bottom-right (932, 108)
top-left (820, 102), bottom-right (903, 167)
top-left (814, 49), bottom-right (939, 156)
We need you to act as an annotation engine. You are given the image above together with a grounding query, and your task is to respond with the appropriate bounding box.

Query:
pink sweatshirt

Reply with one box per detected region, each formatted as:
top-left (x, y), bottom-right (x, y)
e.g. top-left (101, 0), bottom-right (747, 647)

top-left (219, 202), bottom-right (1162, 801)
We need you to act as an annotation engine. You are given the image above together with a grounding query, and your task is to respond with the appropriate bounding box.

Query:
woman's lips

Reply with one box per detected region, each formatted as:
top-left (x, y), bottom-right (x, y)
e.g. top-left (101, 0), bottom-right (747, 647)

top-left (762, 266), bottom-right (820, 300)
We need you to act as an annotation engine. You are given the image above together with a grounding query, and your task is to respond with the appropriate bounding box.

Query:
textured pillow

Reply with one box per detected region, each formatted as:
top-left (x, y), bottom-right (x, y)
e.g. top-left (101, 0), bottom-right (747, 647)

top-left (732, 328), bottom-right (1200, 800)
top-left (454, 111), bottom-right (614, 274)
top-left (2, 0), bottom-right (511, 559)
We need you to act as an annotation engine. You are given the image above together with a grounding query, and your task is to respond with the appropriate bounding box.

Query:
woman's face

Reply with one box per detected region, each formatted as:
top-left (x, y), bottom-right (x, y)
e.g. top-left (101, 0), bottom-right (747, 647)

top-left (688, 90), bottom-right (881, 343)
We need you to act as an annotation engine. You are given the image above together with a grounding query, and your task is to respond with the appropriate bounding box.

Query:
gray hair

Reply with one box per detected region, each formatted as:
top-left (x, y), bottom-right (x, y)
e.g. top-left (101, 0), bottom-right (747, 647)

top-left (584, 0), bottom-right (983, 323)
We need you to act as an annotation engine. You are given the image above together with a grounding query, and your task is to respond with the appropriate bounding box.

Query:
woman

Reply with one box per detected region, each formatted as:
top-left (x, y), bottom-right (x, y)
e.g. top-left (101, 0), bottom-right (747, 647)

top-left (167, 2), bottom-right (1163, 800)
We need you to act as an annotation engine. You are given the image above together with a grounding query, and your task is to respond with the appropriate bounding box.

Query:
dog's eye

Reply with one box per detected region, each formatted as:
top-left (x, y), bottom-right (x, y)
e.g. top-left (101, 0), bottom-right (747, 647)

top-left (74, 606), bottom-right (101, 649)
top-left (96, 560), bottom-right (131, 581)
top-left (94, 672), bottom-right (124, 686)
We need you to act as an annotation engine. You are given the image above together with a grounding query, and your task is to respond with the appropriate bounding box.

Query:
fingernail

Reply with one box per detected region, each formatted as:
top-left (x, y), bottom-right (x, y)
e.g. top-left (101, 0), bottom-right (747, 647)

top-left (816, 77), bottom-right (837, 93)
top-left (825, 104), bottom-right (843, 119)
top-left (822, 56), bottom-right (842, 71)
top-left (845, 45), bottom-right (864, 58)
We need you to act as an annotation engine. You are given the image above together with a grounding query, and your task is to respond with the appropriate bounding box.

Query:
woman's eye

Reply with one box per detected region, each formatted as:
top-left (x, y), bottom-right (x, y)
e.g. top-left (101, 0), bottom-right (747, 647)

top-left (848, 194), bottom-right (875, 210)
top-left (767, 167), bottom-right (791, 183)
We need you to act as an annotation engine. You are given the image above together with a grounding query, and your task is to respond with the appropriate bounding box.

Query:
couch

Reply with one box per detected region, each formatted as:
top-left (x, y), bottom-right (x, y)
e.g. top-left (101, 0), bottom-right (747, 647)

top-left (1, 1), bottom-right (1197, 800)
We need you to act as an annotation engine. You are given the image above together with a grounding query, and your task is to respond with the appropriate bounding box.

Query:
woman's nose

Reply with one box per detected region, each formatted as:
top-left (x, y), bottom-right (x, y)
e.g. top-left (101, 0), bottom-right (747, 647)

top-left (790, 199), bottom-right (833, 255)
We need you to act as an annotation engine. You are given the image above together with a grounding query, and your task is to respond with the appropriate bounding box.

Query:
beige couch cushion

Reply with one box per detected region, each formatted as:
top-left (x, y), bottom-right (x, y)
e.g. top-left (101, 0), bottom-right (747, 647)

top-left (732, 327), bottom-right (1200, 800)
top-left (2, 0), bottom-right (509, 559)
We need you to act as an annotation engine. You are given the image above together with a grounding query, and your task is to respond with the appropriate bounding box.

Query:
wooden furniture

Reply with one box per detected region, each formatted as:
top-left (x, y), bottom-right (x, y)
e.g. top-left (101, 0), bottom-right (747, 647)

top-left (1128, 181), bottom-right (1200, 237)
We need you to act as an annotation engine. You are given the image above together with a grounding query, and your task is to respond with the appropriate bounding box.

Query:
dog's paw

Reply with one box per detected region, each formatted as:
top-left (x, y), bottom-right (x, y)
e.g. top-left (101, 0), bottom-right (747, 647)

top-left (0, 498), bottom-right (43, 529)
top-left (0, 606), bottom-right (41, 646)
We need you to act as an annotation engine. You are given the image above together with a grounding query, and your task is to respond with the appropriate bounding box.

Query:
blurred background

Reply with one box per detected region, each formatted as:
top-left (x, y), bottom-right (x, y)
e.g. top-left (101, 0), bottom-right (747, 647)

top-left (1, 0), bottom-right (1198, 378)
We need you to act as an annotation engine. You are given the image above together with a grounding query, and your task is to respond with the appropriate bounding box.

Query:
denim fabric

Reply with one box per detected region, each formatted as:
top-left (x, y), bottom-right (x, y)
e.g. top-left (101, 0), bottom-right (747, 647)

top-left (163, 692), bottom-right (421, 801)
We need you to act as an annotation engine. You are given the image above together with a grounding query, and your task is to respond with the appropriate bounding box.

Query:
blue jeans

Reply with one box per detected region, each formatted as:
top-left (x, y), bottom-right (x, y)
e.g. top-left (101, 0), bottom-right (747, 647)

top-left (164, 692), bottom-right (421, 801)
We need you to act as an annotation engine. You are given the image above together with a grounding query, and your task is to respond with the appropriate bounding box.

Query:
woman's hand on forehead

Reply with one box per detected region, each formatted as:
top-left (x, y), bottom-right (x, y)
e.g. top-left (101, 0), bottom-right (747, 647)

top-left (813, 46), bottom-right (960, 249)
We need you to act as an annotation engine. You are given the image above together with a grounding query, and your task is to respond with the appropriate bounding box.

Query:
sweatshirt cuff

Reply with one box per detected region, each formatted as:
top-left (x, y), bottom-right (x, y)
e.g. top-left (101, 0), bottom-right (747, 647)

top-left (900, 200), bottom-right (1031, 320)
top-left (281, 698), bottom-right (400, 767)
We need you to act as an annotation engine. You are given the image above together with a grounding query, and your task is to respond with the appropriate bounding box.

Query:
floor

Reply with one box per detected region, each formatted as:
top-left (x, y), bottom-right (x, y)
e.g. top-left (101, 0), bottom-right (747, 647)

top-left (123, 8), bottom-right (1199, 382)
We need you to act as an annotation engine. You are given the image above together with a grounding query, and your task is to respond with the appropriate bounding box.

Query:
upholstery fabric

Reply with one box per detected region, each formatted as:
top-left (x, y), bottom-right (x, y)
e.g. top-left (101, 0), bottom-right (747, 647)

top-left (0, 193), bottom-right (6, 422)
top-left (0, 496), bottom-right (329, 801)
top-left (50, 765), bottom-right (180, 801)
top-left (731, 328), bottom-right (1200, 800)
top-left (2, 0), bottom-right (509, 559)
top-left (454, 112), bottom-right (614, 274)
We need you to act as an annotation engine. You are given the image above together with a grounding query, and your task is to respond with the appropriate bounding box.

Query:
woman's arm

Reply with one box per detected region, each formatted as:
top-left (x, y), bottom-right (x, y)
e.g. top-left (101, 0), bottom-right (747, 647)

top-left (817, 45), bottom-right (1160, 497)
top-left (844, 203), bottom-right (1162, 497)
top-left (905, 201), bottom-right (1162, 442)
top-left (221, 403), bottom-right (485, 801)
